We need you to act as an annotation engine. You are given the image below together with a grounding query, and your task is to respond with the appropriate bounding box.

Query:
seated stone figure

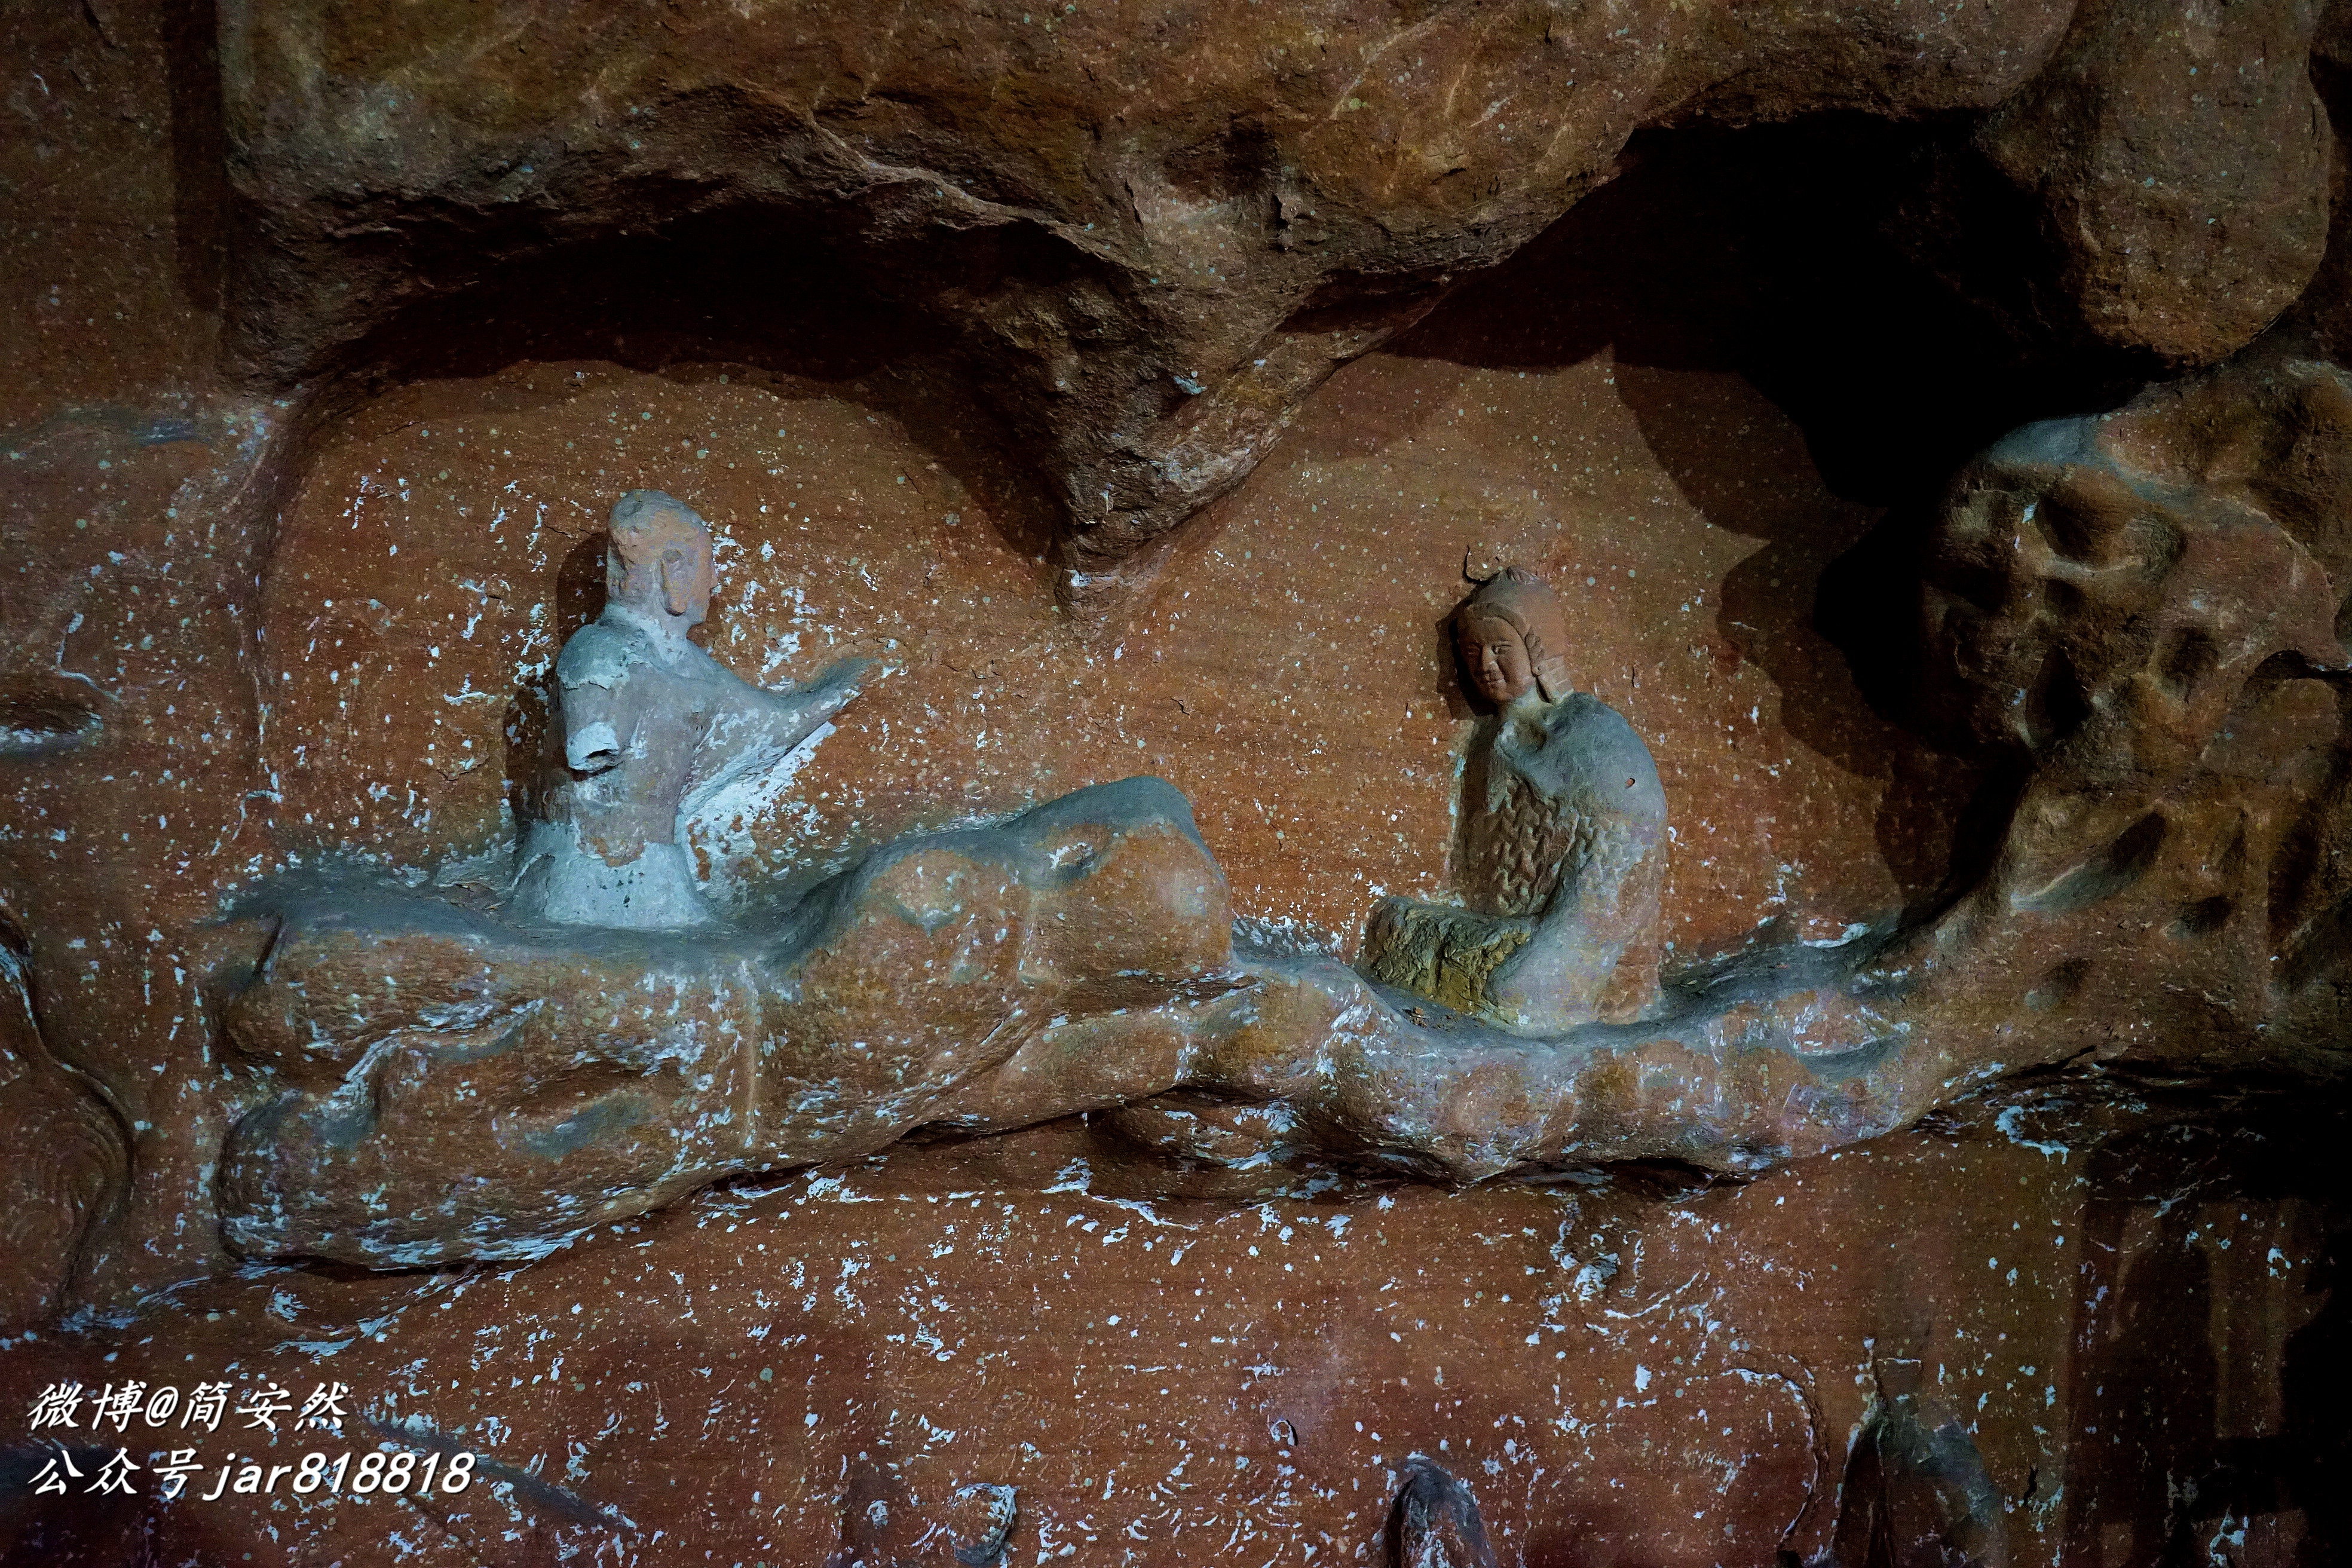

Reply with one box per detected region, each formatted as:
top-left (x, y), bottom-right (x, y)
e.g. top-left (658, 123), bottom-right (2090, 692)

top-left (219, 488), bottom-right (1239, 1265)
top-left (1359, 566), bottom-right (1666, 1031)
top-left (510, 490), bottom-right (874, 927)
top-left (223, 776), bottom-right (1232, 1266)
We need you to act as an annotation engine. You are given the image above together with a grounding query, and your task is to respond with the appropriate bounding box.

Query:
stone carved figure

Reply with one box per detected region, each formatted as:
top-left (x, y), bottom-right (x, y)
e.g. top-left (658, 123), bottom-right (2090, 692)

top-left (225, 777), bottom-right (1232, 1265)
top-left (1361, 567), bottom-right (1666, 1031)
top-left (510, 491), bottom-right (874, 927)
top-left (231, 363), bottom-right (2352, 1268)
top-left (219, 488), bottom-right (1239, 1264)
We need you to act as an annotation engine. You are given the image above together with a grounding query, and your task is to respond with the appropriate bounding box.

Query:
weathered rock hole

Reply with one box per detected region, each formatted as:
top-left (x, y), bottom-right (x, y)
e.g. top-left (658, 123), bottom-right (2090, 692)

top-left (2025, 957), bottom-right (2094, 1011)
top-left (2020, 644), bottom-right (2093, 751)
top-left (2014, 810), bottom-right (2169, 914)
top-left (2159, 626), bottom-right (2223, 700)
top-left (2170, 895), bottom-right (2235, 939)
top-left (0, 693), bottom-right (103, 755)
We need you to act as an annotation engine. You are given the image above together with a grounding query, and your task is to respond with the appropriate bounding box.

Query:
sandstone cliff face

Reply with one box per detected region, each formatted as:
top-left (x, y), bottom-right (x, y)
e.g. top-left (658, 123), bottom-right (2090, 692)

top-left (4, 0), bottom-right (2352, 1561)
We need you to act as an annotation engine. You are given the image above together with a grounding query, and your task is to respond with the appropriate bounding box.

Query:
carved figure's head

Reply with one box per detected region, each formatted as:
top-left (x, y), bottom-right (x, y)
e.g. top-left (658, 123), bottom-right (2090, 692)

top-left (1454, 566), bottom-right (1571, 705)
top-left (607, 491), bottom-right (716, 624)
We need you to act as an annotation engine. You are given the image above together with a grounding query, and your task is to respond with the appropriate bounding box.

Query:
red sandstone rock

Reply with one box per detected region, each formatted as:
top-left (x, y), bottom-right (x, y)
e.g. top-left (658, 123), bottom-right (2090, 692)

top-left (213, 0), bottom-right (2313, 606)
top-left (7, 1), bottom-right (2352, 1560)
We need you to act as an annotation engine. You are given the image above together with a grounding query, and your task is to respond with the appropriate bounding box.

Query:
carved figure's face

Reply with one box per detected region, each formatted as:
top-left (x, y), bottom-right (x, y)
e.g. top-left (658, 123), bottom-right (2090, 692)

top-left (1457, 614), bottom-right (1535, 704)
top-left (657, 540), bottom-right (715, 624)
top-left (608, 526), bottom-right (715, 624)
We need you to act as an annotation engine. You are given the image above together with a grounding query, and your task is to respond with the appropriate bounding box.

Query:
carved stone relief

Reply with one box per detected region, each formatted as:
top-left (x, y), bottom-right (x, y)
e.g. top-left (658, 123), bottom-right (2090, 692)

top-left (510, 491), bottom-right (873, 929)
top-left (7, 4), bottom-right (2352, 1559)
top-left (1362, 566), bottom-right (1667, 1031)
top-left (192, 348), bottom-right (2352, 1263)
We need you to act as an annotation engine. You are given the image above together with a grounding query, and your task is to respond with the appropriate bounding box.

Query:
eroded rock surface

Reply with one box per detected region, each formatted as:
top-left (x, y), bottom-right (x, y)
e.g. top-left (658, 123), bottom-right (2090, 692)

top-left (223, 777), bottom-right (1228, 1264)
top-left (4, 1104), bottom-right (2341, 1564)
top-left (1893, 351), bottom-right (2352, 1077)
top-left (5, 1), bottom-right (2352, 1560)
top-left (218, 0), bottom-right (2331, 605)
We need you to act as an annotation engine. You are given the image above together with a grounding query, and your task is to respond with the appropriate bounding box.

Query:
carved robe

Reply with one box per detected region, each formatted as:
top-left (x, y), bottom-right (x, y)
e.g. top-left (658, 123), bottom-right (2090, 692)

top-left (1363, 691), bottom-right (1665, 1032)
top-left (512, 608), bottom-right (837, 928)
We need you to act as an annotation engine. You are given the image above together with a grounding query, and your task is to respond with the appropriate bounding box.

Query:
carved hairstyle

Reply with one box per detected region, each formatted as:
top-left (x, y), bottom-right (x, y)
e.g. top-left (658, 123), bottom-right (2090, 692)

top-left (1456, 566), bottom-right (1572, 700)
top-left (605, 489), bottom-right (710, 605)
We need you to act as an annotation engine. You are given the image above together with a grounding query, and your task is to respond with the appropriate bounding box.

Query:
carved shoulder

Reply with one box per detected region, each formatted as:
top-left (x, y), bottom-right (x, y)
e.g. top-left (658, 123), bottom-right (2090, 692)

top-left (1530, 694), bottom-right (1666, 819)
top-left (675, 639), bottom-right (764, 697)
top-left (554, 620), bottom-right (646, 691)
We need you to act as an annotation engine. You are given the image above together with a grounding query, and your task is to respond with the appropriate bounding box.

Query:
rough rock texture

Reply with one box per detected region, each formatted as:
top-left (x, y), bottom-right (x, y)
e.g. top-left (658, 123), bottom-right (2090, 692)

top-left (1829, 1361), bottom-right (2009, 1568)
top-left (0, 935), bottom-right (125, 1330)
top-left (215, 0), bottom-right (2326, 607)
top-left (7, 0), bottom-right (2352, 1559)
top-left (1975, 0), bottom-right (2334, 365)
top-left (222, 779), bottom-right (1229, 1265)
top-left (1389, 1457), bottom-right (1497, 1568)
top-left (1, 1103), bottom-right (2342, 1564)
top-left (1892, 351), bottom-right (2352, 1077)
